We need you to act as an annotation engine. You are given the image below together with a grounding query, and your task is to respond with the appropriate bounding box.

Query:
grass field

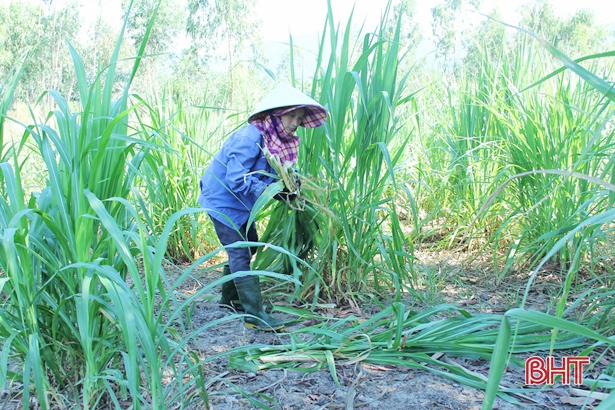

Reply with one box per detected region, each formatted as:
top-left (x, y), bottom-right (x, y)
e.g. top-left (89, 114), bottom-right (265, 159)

top-left (1, 1), bottom-right (614, 409)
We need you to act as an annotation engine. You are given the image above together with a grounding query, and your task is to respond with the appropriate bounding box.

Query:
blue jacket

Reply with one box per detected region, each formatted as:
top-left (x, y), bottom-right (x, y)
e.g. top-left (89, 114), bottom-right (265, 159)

top-left (198, 124), bottom-right (276, 229)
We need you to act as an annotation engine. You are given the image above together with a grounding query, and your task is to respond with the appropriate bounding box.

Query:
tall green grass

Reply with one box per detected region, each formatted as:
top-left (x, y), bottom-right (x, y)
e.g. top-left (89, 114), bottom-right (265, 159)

top-left (476, 23), bottom-right (615, 409)
top-left (417, 28), bottom-right (615, 278)
top-left (0, 54), bottom-right (25, 163)
top-left (494, 54), bottom-right (615, 275)
top-left (1, 1), bottom-right (614, 408)
top-left (131, 91), bottom-right (234, 263)
top-left (241, 13), bottom-right (615, 410)
top-left (250, 0), bottom-right (417, 305)
top-left (0, 3), bottom-right (219, 408)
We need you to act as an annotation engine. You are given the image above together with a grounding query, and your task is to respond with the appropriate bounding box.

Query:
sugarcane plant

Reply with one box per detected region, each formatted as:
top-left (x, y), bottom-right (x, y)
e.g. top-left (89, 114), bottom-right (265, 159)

top-left (0, 2), bottom-right (212, 408)
top-left (248, 0), bottom-right (418, 307)
top-left (251, 146), bottom-right (335, 301)
top-left (228, 303), bottom-right (593, 406)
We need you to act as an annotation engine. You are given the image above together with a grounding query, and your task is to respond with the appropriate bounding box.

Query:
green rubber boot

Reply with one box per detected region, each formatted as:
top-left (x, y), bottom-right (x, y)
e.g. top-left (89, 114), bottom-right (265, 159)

top-left (218, 265), bottom-right (242, 310)
top-left (234, 276), bottom-right (284, 331)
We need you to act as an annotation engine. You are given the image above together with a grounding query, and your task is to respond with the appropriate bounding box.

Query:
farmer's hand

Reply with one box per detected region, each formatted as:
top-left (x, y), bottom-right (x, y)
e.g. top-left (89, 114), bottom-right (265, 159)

top-left (294, 174), bottom-right (302, 189)
top-left (274, 189), bottom-right (297, 202)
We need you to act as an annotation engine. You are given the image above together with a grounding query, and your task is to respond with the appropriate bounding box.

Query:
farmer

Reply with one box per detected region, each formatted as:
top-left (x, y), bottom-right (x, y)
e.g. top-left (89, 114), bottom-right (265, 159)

top-left (198, 83), bottom-right (327, 331)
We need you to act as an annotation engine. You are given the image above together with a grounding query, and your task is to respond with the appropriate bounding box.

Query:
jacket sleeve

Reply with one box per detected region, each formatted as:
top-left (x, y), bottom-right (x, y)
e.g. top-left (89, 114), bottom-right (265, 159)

top-left (224, 133), bottom-right (268, 198)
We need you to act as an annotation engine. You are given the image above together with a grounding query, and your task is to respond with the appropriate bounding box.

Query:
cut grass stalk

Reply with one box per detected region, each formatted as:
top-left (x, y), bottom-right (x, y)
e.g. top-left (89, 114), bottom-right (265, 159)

top-left (230, 303), bottom-right (588, 404)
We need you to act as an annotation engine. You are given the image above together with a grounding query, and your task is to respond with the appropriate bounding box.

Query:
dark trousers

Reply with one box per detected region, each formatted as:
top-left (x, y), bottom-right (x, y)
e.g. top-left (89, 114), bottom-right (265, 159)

top-left (210, 217), bottom-right (258, 280)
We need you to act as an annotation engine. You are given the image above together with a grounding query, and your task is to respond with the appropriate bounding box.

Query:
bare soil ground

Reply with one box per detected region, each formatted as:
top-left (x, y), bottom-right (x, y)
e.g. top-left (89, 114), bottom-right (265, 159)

top-left (180, 248), bottom-right (609, 410)
top-left (1, 248), bottom-right (606, 409)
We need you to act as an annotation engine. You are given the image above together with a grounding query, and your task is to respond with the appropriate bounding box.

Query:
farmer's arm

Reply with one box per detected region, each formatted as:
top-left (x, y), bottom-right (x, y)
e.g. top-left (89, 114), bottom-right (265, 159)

top-left (225, 135), bottom-right (267, 198)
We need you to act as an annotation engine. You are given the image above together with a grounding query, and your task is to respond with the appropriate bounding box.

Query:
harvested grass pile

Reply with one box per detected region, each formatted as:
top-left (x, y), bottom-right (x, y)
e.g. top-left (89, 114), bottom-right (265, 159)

top-left (253, 147), bottom-right (334, 275)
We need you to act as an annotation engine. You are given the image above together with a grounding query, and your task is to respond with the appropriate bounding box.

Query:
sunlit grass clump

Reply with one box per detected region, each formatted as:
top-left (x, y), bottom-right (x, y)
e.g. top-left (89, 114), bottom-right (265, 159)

top-left (1, 0), bottom-right (615, 409)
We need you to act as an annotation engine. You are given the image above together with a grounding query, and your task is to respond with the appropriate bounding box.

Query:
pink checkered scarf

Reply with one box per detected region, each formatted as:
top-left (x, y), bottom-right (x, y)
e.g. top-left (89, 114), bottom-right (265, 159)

top-left (251, 106), bottom-right (302, 166)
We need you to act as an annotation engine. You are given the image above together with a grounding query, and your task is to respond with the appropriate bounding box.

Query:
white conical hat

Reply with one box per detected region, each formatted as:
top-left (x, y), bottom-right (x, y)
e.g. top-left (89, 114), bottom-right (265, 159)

top-left (247, 83), bottom-right (327, 128)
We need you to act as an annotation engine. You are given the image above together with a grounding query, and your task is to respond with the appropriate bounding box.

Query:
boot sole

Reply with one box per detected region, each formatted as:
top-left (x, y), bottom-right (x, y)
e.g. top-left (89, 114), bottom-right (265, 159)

top-left (244, 322), bottom-right (284, 331)
top-left (219, 304), bottom-right (245, 312)
top-left (218, 299), bottom-right (244, 311)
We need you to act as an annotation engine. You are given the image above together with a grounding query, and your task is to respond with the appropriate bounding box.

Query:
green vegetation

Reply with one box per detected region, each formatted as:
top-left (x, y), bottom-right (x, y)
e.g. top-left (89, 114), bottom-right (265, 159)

top-left (0, 0), bottom-right (614, 408)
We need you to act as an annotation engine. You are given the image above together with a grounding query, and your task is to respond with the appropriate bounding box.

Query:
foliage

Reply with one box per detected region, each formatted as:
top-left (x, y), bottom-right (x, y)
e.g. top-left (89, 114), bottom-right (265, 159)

top-left (0, 4), bottom-right (216, 408)
top-left (230, 303), bottom-right (591, 405)
top-left (282, 0), bottom-right (416, 302)
top-left (0, 0), bottom-right (81, 101)
top-left (132, 91), bottom-right (231, 262)
top-left (461, 9), bottom-right (506, 75)
top-left (186, 0), bottom-right (258, 58)
top-left (483, 307), bottom-right (615, 410)
top-left (415, 15), bottom-right (615, 273)
top-left (430, 0), bottom-right (612, 73)
top-left (185, 0), bottom-right (261, 104)
top-left (0, 50), bottom-right (24, 162)
top-left (386, 0), bottom-right (422, 52)
top-left (1, 0), bottom-right (615, 408)
top-left (478, 30), bottom-right (615, 408)
top-left (122, 0), bottom-right (184, 55)
top-left (518, 0), bottom-right (610, 58)
top-left (430, 0), bottom-right (482, 63)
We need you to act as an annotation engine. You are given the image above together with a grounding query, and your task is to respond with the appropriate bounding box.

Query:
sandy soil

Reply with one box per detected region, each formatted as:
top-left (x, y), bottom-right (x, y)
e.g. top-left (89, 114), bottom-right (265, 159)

top-left (1, 248), bottom-right (605, 409)
top-left (190, 304), bottom-right (532, 410)
top-left (182, 248), bottom-right (605, 410)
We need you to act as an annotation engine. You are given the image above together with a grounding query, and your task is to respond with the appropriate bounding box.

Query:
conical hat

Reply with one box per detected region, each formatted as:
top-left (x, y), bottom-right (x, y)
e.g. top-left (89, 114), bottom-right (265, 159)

top-left (248, 83), bottom-right (327, 128)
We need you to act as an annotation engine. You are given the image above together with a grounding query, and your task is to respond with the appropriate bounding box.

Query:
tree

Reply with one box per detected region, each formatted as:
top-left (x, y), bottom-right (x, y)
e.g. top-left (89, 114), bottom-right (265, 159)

top-left (168, 45), bottom-right (212, 104)
top-left (77, 4), bottom-right (129, 92)
top-left (185, 0), bottom-right (258, 56)
top-left (122, 0), bottom-right (184, 55)
top-left (517, 0), bottom-right (559, 42)
top-left (0, 0), bottom-right (82, 102)
top-left (461, 9), bottom-right (506, 75)
top-left (517, 0), bottom-right (609, 58)
top-left (185, 0), bottom-right (260, 105)
top-left (387, 0), bottom-right (422, 51)
top-left (120, 0), bottom-right (185, 95)
top-left (558, 9), bottom-right (609, 56)
top-left (431, 0), bottom-right (482, 66)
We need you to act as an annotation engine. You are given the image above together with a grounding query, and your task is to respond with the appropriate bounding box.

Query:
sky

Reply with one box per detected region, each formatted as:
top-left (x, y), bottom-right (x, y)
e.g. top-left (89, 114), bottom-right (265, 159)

top-left (31, 0), bottom-right (615, 63)
top-left (88, 0), bottom-right (615, 41)
top-left (254, 0), bottom-right (615, 42)
top-left (250, 0), bottom-right (615, 70)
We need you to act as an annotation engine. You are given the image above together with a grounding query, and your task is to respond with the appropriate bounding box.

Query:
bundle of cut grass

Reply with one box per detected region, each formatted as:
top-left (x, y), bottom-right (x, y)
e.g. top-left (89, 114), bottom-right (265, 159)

top-left (262, 146), bottom-right (301, 199)
top-left (229, 304), bottom-right (593, 404)
top-left (253, 147), bottom-right (334, 277)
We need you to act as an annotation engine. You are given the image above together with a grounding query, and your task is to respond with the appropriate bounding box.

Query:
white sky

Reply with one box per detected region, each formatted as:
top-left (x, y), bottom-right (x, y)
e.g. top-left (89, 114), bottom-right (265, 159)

top-left (8, 0), bottom-right (610, 37)
top-left (254, 0), bottom-right (615, 41)
top-left (89, 0), bottom-right (615, 42)
top-left (15, 0), bottom-right (615, 62)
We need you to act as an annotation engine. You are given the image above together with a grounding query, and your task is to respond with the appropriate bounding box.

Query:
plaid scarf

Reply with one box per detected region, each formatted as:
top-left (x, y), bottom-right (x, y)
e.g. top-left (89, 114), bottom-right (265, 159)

top-left (251, 106), bottom-right (301, 166)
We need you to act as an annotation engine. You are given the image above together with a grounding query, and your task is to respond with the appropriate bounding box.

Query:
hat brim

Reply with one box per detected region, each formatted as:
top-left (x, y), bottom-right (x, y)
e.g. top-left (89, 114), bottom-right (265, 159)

top-left (248, 84), bottom-right (327, 128)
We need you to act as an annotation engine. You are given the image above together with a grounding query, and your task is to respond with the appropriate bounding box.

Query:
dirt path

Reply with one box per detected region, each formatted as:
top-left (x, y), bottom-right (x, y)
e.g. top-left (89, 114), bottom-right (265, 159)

top-left (1, 249), bottom-right (596, 409)
top-left (189, 301), bottom-right (531, 410)
top-left (183, 250), bottom-right (596, 410)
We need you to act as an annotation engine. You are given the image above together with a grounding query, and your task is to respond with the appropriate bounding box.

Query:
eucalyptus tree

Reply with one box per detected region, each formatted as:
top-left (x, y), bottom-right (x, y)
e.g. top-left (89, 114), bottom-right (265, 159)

top-left (461, 9), bottom-right (507, 76)
top-left (78, 16), bottom-right (127, 87)
top-left (122, 0), bottom-right (184, 54)
top-left (0, 0), bottom-right (81, 103)
top-left (185, 0), bottom-right (261, 105)
top-left (517, 0), bottom-right (610, 58)
top-left (387, 0), bottom-right (422, 51)
top-left (121, 0), bottom-right (185, 95)
top-left (430, 0), bottom-right (482, 67)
